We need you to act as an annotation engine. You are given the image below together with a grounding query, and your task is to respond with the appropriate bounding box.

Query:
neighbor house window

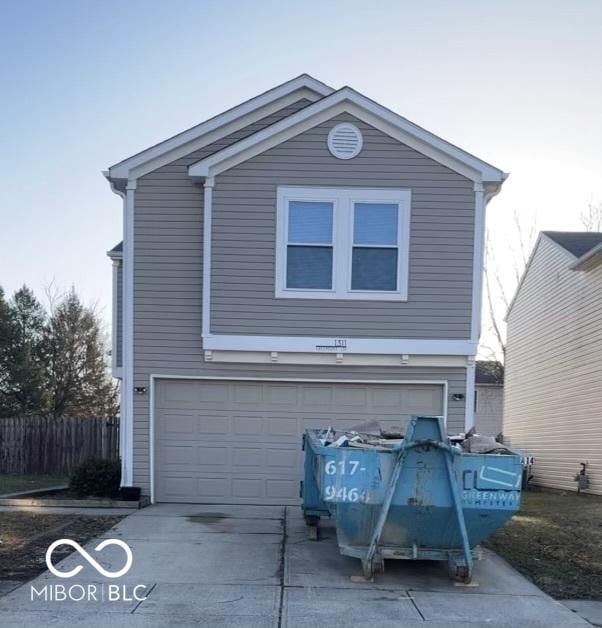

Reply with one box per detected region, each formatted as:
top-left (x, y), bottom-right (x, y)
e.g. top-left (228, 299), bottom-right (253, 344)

top-left (276, 187), bottom-right (410, 300)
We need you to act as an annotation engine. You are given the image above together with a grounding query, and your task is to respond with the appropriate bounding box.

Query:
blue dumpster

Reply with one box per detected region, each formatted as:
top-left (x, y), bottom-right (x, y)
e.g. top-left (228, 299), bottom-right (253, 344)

top-left (301, 416), bottom-right (522, 582)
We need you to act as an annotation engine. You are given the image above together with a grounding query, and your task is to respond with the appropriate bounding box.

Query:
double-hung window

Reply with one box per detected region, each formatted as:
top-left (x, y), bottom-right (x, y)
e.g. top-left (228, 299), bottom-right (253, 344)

top-left (276, 187), bottom-right (410, 300)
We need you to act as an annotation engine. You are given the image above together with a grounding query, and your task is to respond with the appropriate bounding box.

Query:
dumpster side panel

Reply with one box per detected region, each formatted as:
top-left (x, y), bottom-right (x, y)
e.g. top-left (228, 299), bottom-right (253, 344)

top-left (302, 428), bottom-right (522, 552)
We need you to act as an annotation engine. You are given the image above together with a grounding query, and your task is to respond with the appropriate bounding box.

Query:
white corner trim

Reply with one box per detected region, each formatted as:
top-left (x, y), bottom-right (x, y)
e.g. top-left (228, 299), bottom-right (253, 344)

top-left (189, 87), bottom-right (506, 185)
top-left (275, 186), bottom-right (410, 301)
top-left (470, 183), bottom-right (486, 343)
top-left (108, 75), bottom-right (334, 181)
top-left (202, 177), bottom-right (214, 338)
top-left (465, 359), bottom-right (476, 431)
top-left (111, 260), bottom-right (121, 378)
top-left (202, 334), bottom-right (477, 356)
top-left (121, 180), bottom-right (136, 487)
top-left (148, 374), bottom-right (449, 504)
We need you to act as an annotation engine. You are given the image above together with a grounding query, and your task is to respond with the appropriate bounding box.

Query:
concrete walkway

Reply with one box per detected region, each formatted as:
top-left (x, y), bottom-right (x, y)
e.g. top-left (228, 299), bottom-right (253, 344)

top-left (563, 600), bottom-right (602, 627)
top-left (0, 504), bottom-right (591, 627)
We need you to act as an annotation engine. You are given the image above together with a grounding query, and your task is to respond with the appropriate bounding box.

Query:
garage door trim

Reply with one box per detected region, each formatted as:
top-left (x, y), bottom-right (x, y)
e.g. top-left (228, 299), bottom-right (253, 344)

top-left (149, 374), bottom-right (448, 504)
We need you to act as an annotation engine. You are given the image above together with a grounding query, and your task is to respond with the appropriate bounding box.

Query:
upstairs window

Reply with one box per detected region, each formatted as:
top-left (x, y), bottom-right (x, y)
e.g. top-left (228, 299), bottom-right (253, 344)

top-left (286, 201), bottom-right (333, 290)
top-left (276, 187), bottom-right (410, 301)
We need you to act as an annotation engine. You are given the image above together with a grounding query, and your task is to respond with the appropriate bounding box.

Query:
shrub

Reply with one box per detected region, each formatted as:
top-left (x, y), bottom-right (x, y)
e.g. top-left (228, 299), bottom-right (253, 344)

top-left (70, 457), bottom-right (121, 498)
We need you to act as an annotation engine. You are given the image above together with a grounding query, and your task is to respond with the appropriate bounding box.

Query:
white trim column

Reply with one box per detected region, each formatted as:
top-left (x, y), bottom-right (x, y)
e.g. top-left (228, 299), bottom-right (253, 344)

top-left (121, 180), bottom-right (136, 487)
top-left (201, 176), bottom-right (214, 340)
top-left (471, 182), bottom-right (486, 343)
top-left (110, 259), bottom-right (122, 378)
top-left (465, 357), bottom-right (476, 431)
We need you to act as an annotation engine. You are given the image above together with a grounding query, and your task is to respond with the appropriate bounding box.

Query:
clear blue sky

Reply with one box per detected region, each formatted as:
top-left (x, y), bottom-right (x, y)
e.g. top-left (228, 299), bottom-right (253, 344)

top-left (1, 0), bottom-right (601, 343)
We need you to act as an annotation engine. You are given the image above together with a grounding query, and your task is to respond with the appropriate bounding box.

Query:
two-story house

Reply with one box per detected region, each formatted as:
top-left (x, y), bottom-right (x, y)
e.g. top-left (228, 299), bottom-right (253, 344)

top-left (105, 75), bottom-right (506, 504)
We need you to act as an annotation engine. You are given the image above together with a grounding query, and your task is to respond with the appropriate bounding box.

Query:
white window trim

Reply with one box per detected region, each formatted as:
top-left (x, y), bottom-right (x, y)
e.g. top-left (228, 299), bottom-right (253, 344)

top-left (275, 186), bottom-right (410, 301)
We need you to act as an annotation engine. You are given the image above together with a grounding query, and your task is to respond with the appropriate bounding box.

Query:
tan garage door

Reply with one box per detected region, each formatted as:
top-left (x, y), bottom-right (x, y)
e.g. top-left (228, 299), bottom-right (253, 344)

top-left (154, 379), bottom-right (444, 504)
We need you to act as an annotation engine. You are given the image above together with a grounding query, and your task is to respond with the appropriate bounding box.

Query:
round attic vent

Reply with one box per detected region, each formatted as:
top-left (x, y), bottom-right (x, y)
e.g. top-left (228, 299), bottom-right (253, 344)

top-left (327, 123), bottom-right (363, 160)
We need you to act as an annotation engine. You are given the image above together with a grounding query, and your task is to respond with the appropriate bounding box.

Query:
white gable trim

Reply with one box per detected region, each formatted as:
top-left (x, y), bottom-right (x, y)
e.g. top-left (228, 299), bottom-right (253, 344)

top-left (189, 87), bottom-right (506, 185)
top-left (108, 75), bottom-right (333, 182)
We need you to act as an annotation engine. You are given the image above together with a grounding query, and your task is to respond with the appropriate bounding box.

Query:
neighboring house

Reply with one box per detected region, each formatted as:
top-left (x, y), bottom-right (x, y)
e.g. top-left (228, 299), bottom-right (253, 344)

top-left (474, 360), bottom-right (504, 436)
top-left (104, 74), bottom-right (507, 504)
top-left (504, 231), bottom-right (602, 495)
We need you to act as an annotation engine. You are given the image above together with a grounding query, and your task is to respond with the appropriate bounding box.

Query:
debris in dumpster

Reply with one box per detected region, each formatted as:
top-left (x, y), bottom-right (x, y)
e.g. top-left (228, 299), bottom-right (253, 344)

top-left (348, 419), bottom-right (382, 436)
top-left (318, 426), bottom-right (335, 446)
top-left (322, 430), bottom-right (404, 451)
top-left (320, 423), bottom-right (515, 456)
top-left (460, 433), bottom-right (513, 454)
top-left (328, 434), bottom-right (361, 448)
top-left (381, 428), bottom-right (404, 439)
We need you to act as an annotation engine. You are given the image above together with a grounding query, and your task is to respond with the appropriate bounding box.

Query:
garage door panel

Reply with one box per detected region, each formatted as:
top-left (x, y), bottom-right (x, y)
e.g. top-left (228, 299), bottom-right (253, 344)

top-left (334, 387), bottom-right (368, 406)
top-left (266, 384), bottom-right (299, 406)
top-left (155, 380), bottom-right (444, 504)
top-left (232, 415), bottom-right (265, 436)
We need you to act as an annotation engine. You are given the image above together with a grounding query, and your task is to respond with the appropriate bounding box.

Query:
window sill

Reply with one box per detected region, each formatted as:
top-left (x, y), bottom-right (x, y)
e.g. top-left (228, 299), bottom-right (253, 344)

top-left (274, 289), bottom-right (408, 302)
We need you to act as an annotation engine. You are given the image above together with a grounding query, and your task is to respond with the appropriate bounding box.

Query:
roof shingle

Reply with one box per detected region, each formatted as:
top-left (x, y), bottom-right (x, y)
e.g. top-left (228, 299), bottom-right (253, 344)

top-left (543, 231), bottom-right (602, 258)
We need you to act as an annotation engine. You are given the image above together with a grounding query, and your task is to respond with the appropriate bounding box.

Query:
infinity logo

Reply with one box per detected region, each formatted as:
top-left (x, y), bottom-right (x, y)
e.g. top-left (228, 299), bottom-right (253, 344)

top-left (45, 539), bottom-right (133, 579)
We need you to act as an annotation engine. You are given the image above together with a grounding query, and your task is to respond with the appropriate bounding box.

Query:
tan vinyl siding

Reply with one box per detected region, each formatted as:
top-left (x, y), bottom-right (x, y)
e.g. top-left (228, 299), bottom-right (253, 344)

top-left (504, 236), bottom-right (602, 495)
top-left (131, 102), bottom-right (470, 492)
top-left (211, 112), bottom-right (475, 338)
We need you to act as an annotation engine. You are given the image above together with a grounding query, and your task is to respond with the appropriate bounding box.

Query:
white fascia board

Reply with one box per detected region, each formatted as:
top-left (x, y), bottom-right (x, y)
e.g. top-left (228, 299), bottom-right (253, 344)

top-left (107, 75), bottom-right (334, 182)
top-left (202, 334), bottom-right (476, 356)
top-left (189, 87), bottom-right (506, 185)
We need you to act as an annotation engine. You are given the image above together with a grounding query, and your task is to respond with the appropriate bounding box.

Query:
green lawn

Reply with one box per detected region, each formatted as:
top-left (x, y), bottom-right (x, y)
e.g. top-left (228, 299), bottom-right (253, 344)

top-left (0, 474), bottom-right (68, 496)
top-left (484, 489), bottom-right (602, 599)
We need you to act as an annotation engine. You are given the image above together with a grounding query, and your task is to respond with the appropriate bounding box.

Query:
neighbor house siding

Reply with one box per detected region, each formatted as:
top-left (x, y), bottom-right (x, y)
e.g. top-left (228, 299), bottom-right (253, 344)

top-left (504, 237), bottom-right (602, 494)
top-left (211, 112), bottom-right (475, 338)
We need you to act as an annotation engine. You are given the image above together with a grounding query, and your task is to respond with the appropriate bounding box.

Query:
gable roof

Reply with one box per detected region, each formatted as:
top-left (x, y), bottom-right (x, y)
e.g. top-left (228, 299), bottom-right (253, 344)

top-left (543, 231), bottom-right (602, 258)
top-left (506, 230), bottom-right (602, 319)
top-left (107, 241), bottom-right (123, 260)
top-left (106, 74), bottom-right (333, 187)
top-left (188, 85), bottom-right (507, 187)
top-left (476, 360), bottom-right (504, 385)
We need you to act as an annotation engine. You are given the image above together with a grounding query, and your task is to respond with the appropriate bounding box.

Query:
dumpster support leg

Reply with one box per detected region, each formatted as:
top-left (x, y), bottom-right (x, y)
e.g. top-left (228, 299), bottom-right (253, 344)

top-left (362, 449), bottom-right (405, 578)
top-left (443, 451), bottom-right (473, 582)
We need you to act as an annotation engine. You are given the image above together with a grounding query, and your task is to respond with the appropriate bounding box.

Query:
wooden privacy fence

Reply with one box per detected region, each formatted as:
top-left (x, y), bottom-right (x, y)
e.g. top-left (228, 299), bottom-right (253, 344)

top-left (0, 416), bottom-right (120, 475)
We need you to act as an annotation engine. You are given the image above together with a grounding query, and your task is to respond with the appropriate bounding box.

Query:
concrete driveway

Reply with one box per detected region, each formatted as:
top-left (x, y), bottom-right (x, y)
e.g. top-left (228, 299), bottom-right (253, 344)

top-left (0, 504), bottom-right (590, 627)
